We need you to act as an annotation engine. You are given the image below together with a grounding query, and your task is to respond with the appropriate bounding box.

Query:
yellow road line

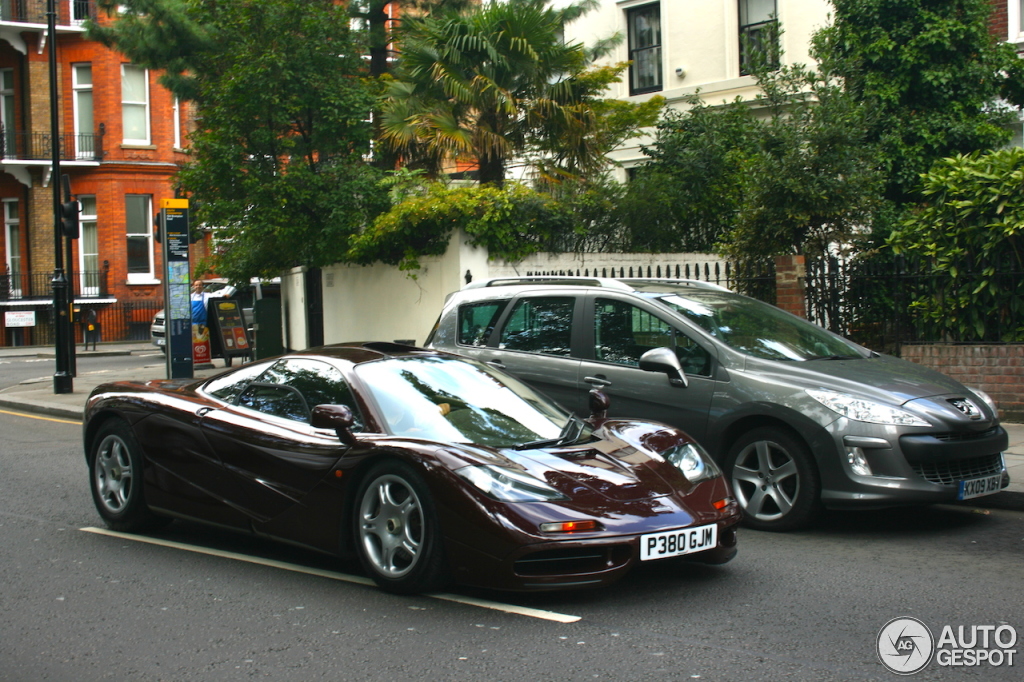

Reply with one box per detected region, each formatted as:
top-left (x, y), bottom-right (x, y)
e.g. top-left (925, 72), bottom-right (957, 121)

top-left (0, 408), bottom-right (78, 424)
top-left (80, 526), bottom-right (581, 623)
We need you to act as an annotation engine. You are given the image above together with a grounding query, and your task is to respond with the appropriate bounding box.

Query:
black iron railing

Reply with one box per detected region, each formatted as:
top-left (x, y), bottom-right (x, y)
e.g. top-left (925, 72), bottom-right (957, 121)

top-left (1, 124), bottom-right (104, 161)
top-left (1, 266), bottom-right (108, 300)
top-left (0, 0), bottom-right (96, 25)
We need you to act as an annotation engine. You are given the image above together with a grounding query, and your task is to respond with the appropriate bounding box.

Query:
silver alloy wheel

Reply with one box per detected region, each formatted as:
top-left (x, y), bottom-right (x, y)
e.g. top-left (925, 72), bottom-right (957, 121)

top-left (94, 434), bottom-right (135, 514)
top-left (730, 439), bottom-right (800, 522)
top-left (358, 473), bottom-right (424, 579)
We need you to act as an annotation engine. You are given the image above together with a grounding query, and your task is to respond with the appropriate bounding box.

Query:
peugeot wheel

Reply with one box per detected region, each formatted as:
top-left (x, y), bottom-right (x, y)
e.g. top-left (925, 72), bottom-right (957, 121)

top-left (725, 426), bottom-right (821, 531)
top-left (89, 420), bottom-right (170, 532)
top-left (354, 460), bottom-right (448, 594)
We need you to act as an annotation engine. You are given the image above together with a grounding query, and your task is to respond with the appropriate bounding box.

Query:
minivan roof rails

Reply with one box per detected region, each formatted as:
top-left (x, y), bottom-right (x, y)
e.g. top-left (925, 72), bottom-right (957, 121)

top-left (465, 276), bottom-right (634, 290)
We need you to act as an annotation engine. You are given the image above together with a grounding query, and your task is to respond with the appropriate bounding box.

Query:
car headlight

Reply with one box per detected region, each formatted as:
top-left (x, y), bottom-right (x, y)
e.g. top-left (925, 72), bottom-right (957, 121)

top-left (663, 441), bottom-right (721, 484)
top-left (454, 465), bottom-right (569, 503)
top-left (806, 388), bottom-right (929, 427)
top-left (967, 387), bottom-right (998, 416)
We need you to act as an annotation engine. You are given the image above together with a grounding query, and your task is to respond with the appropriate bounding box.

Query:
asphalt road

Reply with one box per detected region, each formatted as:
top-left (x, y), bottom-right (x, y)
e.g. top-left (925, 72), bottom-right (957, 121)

top-left (0, 350), bottom-right (165, 391)
top-left (1, 407), bottom-right (1022, 681)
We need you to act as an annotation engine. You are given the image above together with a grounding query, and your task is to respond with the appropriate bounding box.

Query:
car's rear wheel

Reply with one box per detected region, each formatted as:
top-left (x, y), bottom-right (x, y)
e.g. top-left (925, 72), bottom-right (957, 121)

top-left (354, 460), bottom-right (447, 594)
top-left (725, 426), bottom-right (820, 532)
top-left (89, 421), bottom-right (170, 532)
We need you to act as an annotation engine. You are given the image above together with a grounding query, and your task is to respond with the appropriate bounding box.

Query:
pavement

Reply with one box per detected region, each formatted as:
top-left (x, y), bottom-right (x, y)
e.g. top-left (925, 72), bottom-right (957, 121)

top-left (2, 341), bottom-right (1023, 501)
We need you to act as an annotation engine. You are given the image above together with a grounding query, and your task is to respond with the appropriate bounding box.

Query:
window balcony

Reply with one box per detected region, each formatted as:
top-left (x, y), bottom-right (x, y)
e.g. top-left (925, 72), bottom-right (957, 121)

top-left (0, 0), bottom-right (96, 27)
top-left (1, 266), bottom-right (110, 302)
top-left (1, 124), bottom-right (104, 162)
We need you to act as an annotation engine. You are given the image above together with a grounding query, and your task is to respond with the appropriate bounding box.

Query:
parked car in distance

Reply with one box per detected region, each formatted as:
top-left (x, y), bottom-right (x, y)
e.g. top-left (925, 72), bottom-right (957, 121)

top-left (151, 279), bottom-right (278, 353)
top-left (84, 343), bottom-right (740, 593)
top-left (426, 277), bottom-right (1010, 531)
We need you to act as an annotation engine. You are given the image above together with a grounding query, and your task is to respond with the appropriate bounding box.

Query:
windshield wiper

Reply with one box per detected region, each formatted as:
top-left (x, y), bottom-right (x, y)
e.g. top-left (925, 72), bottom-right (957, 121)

top-left (514, 414), bottom-right (586, 451)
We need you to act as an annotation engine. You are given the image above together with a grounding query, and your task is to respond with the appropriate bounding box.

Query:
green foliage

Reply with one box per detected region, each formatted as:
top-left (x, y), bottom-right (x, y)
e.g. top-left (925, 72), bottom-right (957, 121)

top-left (91, 1), bottom-right (387, 282)
top-left (379, 0), bottom-right (660, 187)
top-left (348, 183), bottom-right (570, 271)
top-left (812, 0), bottom-right (1024, 213)
top-left (888, 149), bottom-right (1024, 341)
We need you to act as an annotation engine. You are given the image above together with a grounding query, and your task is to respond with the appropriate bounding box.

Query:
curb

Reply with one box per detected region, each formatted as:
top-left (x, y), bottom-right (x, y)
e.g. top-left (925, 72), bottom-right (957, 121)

top-left (0, 395), bottom-right (84, 420)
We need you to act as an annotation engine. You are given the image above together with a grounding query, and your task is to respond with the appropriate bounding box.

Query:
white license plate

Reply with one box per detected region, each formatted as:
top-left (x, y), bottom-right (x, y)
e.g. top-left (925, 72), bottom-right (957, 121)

top-left (640, 524), bottom-right (717, 561)
top-left (957, 473), bottom-right (1004, 500)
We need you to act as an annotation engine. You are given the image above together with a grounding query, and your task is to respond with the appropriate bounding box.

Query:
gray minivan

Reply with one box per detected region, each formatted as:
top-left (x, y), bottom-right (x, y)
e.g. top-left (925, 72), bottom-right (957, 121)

top-left (425, 277), bottom-right (1009, 530)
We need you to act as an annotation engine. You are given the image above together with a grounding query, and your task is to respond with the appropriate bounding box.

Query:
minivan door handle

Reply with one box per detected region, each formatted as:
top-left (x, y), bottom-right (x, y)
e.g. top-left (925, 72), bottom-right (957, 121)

top-left (584, 376), bottom-right (612, 388)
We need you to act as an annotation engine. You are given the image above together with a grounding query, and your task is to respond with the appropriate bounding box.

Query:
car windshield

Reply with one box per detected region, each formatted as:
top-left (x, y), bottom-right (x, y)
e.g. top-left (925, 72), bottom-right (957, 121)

top-left (658, 290), bottom-right (866, 361)
top-left (354, 355), bottom-right (588, 447)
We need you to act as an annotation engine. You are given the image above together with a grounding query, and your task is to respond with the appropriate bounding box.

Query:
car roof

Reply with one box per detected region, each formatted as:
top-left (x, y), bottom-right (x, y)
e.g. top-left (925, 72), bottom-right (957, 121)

top-left (451, 276), bottom-right (730, 302)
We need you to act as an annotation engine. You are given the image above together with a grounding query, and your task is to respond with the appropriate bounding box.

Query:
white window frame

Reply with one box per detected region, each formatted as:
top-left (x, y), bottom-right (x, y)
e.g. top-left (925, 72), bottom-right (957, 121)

top-left (121, 64), bottom-right (151, 145)
top-left (78, 195), bottom-right (99, 295)
top-left (4, 199), bottom-right (20, 298)
top-left (125, 194), bottom-right (156, 284)
top-left (1010, 1), bottom-right (1024, 45)
top-left (173, 96), bottom-right (182, 149)
top-left (70, 0), bottom-right (91, 24)
top-left (72, 63), bottom-right (93, 159)
top-left (625, 2), bottom-right (663, 96)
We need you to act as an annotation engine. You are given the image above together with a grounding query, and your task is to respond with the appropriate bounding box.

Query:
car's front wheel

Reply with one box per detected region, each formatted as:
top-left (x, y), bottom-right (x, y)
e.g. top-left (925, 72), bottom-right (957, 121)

top-left (89, 420), bottom-right (170, 532)
top-left (725, 426), bottom-right (821, 532)
top-left (353, 460), bottom-right (448, 594)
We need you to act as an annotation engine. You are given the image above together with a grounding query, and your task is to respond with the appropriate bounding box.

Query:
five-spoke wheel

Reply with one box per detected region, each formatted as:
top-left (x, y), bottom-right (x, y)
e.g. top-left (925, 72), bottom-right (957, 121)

top-left (354, 461), bottom-right (447, 593)
top-left (725, 427), bottom-right (820, 531)
top-left (88, 420), bottom-right (169, 532)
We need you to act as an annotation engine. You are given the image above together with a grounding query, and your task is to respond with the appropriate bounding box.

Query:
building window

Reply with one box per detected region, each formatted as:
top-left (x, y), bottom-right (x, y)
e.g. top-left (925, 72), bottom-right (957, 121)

top-left (78, 196), bottom-right (99, 295)
top-left (121, 65), bottom-right (150, 144)
top-left (4, 200), bottom-right (20, 297)
top-left (71, 0), bottom-right (92, 24)
top-left (73, 64), bottom-right (94, 159)
top-left (126, 195), bottom-right (154, 282)
top-left (1010, 1), bottom-right (1024, 43)
top-left (1, 69), bottom-right (14, 159)
top-left (739, 0), bottom-right (778, 76)
top-left (627, 4), bottom-right (662, 95)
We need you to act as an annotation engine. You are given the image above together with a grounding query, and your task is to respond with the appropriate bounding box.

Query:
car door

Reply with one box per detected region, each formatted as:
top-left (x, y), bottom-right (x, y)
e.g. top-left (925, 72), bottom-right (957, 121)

top-left (576, 293), bottom-right (717, 446)
top-left (472, 294), bottom-right (584, 413)
top-left (198, 358), bottom-right (363, 525)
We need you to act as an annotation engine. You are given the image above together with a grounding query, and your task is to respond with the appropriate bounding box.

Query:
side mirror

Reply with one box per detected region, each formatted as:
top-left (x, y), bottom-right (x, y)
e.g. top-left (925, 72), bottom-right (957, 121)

top-left (311, 404), bottom-right (357, 445)
top-left (639, 347), bottom-right (687, 388)
top-left (588, 389), bottom-right (610, 421)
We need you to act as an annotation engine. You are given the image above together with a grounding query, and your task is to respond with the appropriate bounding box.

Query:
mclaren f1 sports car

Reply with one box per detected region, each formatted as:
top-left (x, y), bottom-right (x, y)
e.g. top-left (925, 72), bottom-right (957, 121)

top-left (84, 343), bottom-right (740, 593)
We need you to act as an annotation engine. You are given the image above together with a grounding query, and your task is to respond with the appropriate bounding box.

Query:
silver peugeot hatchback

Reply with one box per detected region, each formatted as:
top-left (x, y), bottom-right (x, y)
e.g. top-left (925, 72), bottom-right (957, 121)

top-left (425, 277), bottom-right (1009, 531)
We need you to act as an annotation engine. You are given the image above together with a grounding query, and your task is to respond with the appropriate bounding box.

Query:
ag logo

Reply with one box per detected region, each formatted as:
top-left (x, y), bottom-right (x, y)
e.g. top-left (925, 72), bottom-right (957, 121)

top-left (877, 617), bottom-right (934, 675)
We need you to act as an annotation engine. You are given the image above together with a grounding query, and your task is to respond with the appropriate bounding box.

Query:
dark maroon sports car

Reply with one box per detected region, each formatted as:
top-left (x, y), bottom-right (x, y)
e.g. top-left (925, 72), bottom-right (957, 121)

top-left (83, 343), bottom-right (740, 593)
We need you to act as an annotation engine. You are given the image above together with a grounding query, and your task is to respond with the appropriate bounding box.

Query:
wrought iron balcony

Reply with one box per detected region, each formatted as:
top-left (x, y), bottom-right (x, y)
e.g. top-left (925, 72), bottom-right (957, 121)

top-left (0, 0), bottom-right (96, 25)
top-left (1, 265), bottom-right (109, 301)
top-left (0, 123), bottom-right (104, 161)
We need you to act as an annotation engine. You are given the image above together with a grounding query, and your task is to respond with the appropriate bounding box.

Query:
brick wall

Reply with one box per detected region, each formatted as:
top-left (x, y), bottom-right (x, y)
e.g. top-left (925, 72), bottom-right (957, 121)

top-left (900, 344), bottom-right (1024, 423)
top-left (775, 254), bottom-right (806, 318)
top-left (990, 0), bottom-right (1009, 39)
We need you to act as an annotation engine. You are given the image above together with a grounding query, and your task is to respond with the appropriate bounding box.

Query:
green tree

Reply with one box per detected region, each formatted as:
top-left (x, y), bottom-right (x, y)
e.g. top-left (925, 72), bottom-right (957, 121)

top-left (90, 1), bottom-right (387, 281)
top-left (379, 0), bottom-right (660, 187)
top-left (812, 0), bottom-right (1024, 215)
top-left (888, 149), bottom-right (1024, 341)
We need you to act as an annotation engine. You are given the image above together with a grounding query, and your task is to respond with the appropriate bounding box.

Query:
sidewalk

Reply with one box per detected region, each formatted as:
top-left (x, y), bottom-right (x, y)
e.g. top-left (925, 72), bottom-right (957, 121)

top-left (1, 342), bottom-right (1022, 501)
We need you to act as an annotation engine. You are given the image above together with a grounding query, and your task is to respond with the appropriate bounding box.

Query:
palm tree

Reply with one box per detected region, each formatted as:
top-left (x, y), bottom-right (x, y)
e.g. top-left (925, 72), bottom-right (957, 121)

top-left (379, 0), bottom-right (623, 187)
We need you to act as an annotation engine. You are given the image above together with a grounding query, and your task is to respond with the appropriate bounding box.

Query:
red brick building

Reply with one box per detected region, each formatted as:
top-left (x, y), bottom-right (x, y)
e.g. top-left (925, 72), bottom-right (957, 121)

top-left (0, 1), bottom-right (190, 346)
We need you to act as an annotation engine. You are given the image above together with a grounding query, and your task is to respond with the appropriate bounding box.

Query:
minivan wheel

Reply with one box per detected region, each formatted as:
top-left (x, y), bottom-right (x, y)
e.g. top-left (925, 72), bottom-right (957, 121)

top-left (725, 427), bottom-right (821, 532)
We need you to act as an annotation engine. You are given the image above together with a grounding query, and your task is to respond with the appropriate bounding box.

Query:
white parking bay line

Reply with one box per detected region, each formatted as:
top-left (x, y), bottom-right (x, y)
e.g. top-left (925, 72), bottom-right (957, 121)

top-left (80, 527), bottom-right (580, 623)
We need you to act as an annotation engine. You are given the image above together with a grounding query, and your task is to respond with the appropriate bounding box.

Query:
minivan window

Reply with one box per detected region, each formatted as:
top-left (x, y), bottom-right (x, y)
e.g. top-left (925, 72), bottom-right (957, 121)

top-left (457, 300), bottom-right (507, 347)
top-left (660, 291), bottom-right (865, 361)
top-left (498, 297), bottom-right (574, 356)
top-left (595, 298), bottom-right (711, 375)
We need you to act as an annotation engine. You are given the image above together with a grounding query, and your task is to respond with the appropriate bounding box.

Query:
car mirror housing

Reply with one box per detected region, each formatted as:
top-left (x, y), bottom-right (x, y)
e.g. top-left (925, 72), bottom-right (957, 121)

top-left (589, 389), bottom-right (610, 421)
top-left (311, 404), bottom-right (358, 445)
top-left (639, 347), bottom-right (688, 388)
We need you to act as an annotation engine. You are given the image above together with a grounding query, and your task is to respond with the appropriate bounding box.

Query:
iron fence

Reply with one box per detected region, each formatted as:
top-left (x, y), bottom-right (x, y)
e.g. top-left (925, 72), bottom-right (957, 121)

top-left (805, 255), bottom-right (1024, 354)
top-left (3, 299), bottom-right (163, 347)
top-left (1, 127), bottom-right (104, 162)
top-left (1, 268), bottom-right (108, 300)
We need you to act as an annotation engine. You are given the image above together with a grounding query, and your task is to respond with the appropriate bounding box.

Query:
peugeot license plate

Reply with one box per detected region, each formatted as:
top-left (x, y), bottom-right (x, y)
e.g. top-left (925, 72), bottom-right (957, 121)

top-left (957, 473), bottom-right (1004, 500)
top-left (640, 524), bottom-right (717, 561)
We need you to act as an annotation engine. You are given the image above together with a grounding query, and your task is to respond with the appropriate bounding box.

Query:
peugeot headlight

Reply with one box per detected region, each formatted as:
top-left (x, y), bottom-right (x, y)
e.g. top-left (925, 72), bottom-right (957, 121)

top-left (968, 387), bottom-right (998, 416)
top-left (455, 465), bottom-right (569, 502)
top-left (806, 388), bottom-right (929, 427)
top-left (663, 442), bottom-right (721, 484)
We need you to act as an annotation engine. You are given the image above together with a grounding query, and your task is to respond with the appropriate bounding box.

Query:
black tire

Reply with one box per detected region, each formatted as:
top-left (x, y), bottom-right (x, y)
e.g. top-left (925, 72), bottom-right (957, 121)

top-left (88, 420), bottom-right (170, 532)
top-left (353, 460), bottom-right (448, 594)
top-left (724, 426), bottom-right (821, 532)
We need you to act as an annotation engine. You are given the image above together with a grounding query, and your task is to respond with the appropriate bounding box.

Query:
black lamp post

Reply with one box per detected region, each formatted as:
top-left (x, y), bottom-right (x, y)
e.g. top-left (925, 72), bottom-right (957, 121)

top-left (48, 0), bottom-right (73, 394)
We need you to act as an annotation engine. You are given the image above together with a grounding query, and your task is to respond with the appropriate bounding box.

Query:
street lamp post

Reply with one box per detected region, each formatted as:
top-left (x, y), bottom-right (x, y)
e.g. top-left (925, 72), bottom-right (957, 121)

top-left (48, 0), bottom-right (73, 394)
